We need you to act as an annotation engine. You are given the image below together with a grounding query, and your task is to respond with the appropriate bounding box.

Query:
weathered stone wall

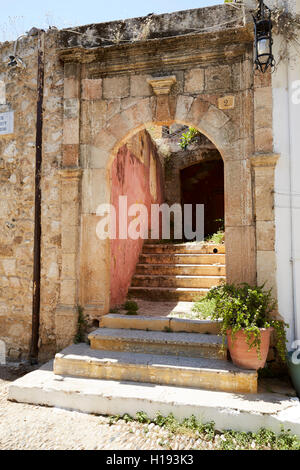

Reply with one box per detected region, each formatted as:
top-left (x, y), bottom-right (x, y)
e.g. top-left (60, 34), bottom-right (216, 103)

top-left (0, 5), bottom-right (279, 359)
top-left (0, 36), bottom-right (38, 360)
top-left (39, 32), bottom-right (64, 361)
top-left (0, 31), bottom-right (64, 360)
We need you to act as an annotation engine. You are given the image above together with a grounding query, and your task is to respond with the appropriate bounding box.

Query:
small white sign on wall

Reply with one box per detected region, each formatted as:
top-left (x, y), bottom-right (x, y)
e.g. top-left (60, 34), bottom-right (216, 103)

top-left (0, 81), bottom-right (5, 105)
top-left (0, 111), bottom-right (14, 135)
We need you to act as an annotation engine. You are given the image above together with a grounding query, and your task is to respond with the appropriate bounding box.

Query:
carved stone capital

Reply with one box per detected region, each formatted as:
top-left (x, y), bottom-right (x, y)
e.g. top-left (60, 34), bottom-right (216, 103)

top-left (58, 168), bottom-right (83, 180)
top-left (251, 153), bottom-right (280, 168)
top-left (147, 76), bottom-right (177, 95)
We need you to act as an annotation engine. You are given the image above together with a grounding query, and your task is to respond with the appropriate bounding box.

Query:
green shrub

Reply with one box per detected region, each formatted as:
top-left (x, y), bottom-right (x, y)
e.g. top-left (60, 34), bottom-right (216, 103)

top-left (202, 283), bottom-right (288, 361)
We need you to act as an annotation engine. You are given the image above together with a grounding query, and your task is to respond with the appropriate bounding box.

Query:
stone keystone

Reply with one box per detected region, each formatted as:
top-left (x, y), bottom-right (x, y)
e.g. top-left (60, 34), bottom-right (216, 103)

top-left (147, 76), bottom-right (177, 95)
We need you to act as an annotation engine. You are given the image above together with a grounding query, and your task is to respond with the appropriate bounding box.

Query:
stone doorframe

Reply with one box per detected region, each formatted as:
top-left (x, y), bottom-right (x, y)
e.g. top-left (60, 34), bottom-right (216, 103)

top-left (55, 35), bottom-right (279, 348)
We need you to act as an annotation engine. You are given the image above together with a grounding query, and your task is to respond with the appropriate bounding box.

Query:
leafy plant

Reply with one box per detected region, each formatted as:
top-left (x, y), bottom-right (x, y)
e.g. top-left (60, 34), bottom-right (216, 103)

top-left (205, 230), bottom-right (224, 244)
top-left (192, 298), bottom-right (216, 319)
top-left (179, 127), bottom-right (200, 150)
top-left (123, 300), bottom-right (139, 315)
top-left (201, 283), bottom-right (288, 361)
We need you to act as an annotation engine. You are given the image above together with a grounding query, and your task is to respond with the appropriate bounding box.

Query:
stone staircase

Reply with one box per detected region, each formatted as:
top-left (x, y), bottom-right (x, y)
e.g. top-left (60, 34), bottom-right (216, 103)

top-left (53, 314), bottom-right (257, 394)
top-left (52, 242), bottom-right (257, 395)
top-left (128, 243), bottom-right (226, 301)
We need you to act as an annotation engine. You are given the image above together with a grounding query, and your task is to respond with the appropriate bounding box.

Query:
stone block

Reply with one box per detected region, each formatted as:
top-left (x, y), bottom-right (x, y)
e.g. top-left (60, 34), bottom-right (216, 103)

top-left (254, 167), bottom-right (275, 221)
top-left (55, 305), bottom-right (78, 350)
top-left (130, 75), bottom-right (152, 97)
top-left (61, 178), bottom-right (80, 204)
top-left (64, 77), bottom-right (80, 99)
top-left (155, 95), bottom-right (174, 122)
top-left (63, 118), bottom-right (79, 145)
top-left (62, 253), bottom-right (77, 279)
top-left (2, 259), bottom-right (16, 276)
top-left (82, 79), bottom-right (102, 100)
top-left (187, 97), bottom-right (210, 124)
top-left (255, 128), bottom-right (273, 153)
top-left (62, 144), bottom-right (79, 167)
top-left (80, 214), bottom-right (109, 308)
top-left (103, 76), bottom-right (130, 99)
top-left (64, 98), bottom-right (80, 119)
top-left (256, 221), bottom-right (275, 251)
top-left (254, 86), bottom-right (272, 110)
top-left (62, 227), bottom-right (79, 254)
top-left (81, 168), bottom-right (109, 214)
top-left (257, 250), bottom-right (277, 296)
top-left (224, 159), bottom-right (253, 226)
top-left (60, 280), bottom-right (77, 305)
top-left (184, 68), bottom-right (205, 93)
top-left (205, 65), bottom-right (232, 91)
top-left (255, 108), bottom-right (273, 130)
top-left (254, 70), bottom-right (271, 88)
top-left (201, 105), bottom-right (230, 129)
top-left (61, 203), bottom-right (79, 226)
top-left (225, 225), bottom-right (256, 285)
top-left (175, 95), bottom-right (194, 121)
top-left (106, 99), bottom-right (121, 121)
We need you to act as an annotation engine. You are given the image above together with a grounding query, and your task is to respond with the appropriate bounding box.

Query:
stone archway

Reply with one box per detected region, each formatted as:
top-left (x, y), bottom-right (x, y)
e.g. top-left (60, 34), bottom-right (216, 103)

top-left (76, 92), bottom-right (256, 318)
top-left (54, 17), bottom-right (279, 349)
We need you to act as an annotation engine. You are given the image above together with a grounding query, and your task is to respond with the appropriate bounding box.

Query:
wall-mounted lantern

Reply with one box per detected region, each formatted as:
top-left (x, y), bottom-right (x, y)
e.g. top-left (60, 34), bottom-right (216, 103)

top-left (253, 0), bottom-right (275, 73)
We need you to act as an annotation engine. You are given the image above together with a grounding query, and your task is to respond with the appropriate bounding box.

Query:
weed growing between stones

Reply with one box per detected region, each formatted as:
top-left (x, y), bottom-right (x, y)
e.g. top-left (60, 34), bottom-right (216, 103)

top-left (107, 412), bottom-right (300, 450)
top-left (74, 306), bottom-right (88, 344)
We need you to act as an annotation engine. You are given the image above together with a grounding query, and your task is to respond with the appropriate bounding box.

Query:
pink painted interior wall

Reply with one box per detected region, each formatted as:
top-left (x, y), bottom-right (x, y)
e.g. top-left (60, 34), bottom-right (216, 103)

top-left (110, 131), bottom-right (164, 307)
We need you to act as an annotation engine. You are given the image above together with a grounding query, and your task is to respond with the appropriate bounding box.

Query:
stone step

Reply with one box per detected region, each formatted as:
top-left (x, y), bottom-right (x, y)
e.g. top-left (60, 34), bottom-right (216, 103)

top-left (54, 344), bottom-right (257, 394)
top-left (128, 286), bottom-right (209, 301)
top-left (9, 365), bottom-right (300, 437)
top-left (143, 244), bottom-right (225, 254)
top-left (139, 253), bottom-right (225, 265)
top-left (135, 263), bottom-right (226, 276)
top-left (88, 328), bottom-right (226, 360)
top-left (100, 314), bottom-right (221, 334)
top-left (132, 274), bottom-right (225, 289)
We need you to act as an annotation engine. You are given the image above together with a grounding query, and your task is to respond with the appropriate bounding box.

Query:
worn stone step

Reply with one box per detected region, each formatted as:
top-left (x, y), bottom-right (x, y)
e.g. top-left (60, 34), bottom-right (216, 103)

top-left (135, 263), bottom-right (226, 276)
top-left (100, 314), bottom-right (221, 334)
top-left (54, 344), bottom-right (257, 394)
top-left (139, 253), bottom-right (225, 265)
top-left (132, 274), bottom-right (225, 289)
top-left (128, 286), bottom-right (209, 301)
top-left (88, 328), bottom-right (226, 360)
top-left (143, 244), bottom-right (225, 255)
top-left (9, 365), bottom-right (300, 437)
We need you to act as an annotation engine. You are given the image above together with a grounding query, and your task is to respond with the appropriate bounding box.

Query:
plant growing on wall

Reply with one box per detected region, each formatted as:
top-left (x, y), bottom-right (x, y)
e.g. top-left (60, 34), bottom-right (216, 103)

top-left (179, 127), bottom-right (200, 150)
top-left (74, 306), bottom-right (88, 344)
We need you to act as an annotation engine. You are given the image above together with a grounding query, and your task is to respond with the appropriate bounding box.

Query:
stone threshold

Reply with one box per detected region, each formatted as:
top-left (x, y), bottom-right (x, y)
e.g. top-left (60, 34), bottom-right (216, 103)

top-left (8, 361), bottom-right (300, 437)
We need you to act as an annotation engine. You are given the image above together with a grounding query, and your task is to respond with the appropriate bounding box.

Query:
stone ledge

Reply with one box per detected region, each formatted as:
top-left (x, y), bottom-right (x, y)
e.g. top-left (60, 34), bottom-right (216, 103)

top-left (8, 364), bottom-right (300, 437)
top-left (251, 153), bottom-right (280, 168)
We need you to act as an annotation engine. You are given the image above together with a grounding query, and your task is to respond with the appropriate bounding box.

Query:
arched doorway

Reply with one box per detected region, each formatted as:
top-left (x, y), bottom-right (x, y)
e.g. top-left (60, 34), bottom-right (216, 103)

top-left (107, 124), bottom-right (226, 309)
top-left (180, 156), bottom-right (224, 241)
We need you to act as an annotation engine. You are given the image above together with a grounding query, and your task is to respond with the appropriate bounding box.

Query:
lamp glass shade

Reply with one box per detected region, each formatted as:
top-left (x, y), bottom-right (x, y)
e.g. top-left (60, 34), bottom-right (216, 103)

top-left (257, 38), bottom-right (271, 64)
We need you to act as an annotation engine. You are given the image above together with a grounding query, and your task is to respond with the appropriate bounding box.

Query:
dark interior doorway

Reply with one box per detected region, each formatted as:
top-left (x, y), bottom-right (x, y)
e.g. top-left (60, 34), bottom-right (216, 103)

top-left (180, 156), bottom-right (224, 240)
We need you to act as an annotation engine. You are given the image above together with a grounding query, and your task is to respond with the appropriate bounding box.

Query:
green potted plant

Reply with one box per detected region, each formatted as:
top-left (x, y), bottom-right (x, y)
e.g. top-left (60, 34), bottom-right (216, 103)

top-left (202, 283), bottom-right (288, 370)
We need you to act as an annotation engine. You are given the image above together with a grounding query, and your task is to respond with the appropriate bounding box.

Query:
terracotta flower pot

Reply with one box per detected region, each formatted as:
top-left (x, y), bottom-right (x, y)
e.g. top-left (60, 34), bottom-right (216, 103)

top-left (227, 328), bottom-right (273, 370)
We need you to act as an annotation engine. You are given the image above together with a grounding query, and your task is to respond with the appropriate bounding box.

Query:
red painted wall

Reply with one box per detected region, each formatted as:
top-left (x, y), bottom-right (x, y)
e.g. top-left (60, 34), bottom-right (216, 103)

top-left (110, 130), bottom-right (164, 307)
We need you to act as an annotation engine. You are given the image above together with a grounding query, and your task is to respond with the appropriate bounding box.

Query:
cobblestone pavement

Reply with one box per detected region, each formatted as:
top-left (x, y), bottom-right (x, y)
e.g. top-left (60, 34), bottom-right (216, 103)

top-left (0, 366), bottom-right (205, 450)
